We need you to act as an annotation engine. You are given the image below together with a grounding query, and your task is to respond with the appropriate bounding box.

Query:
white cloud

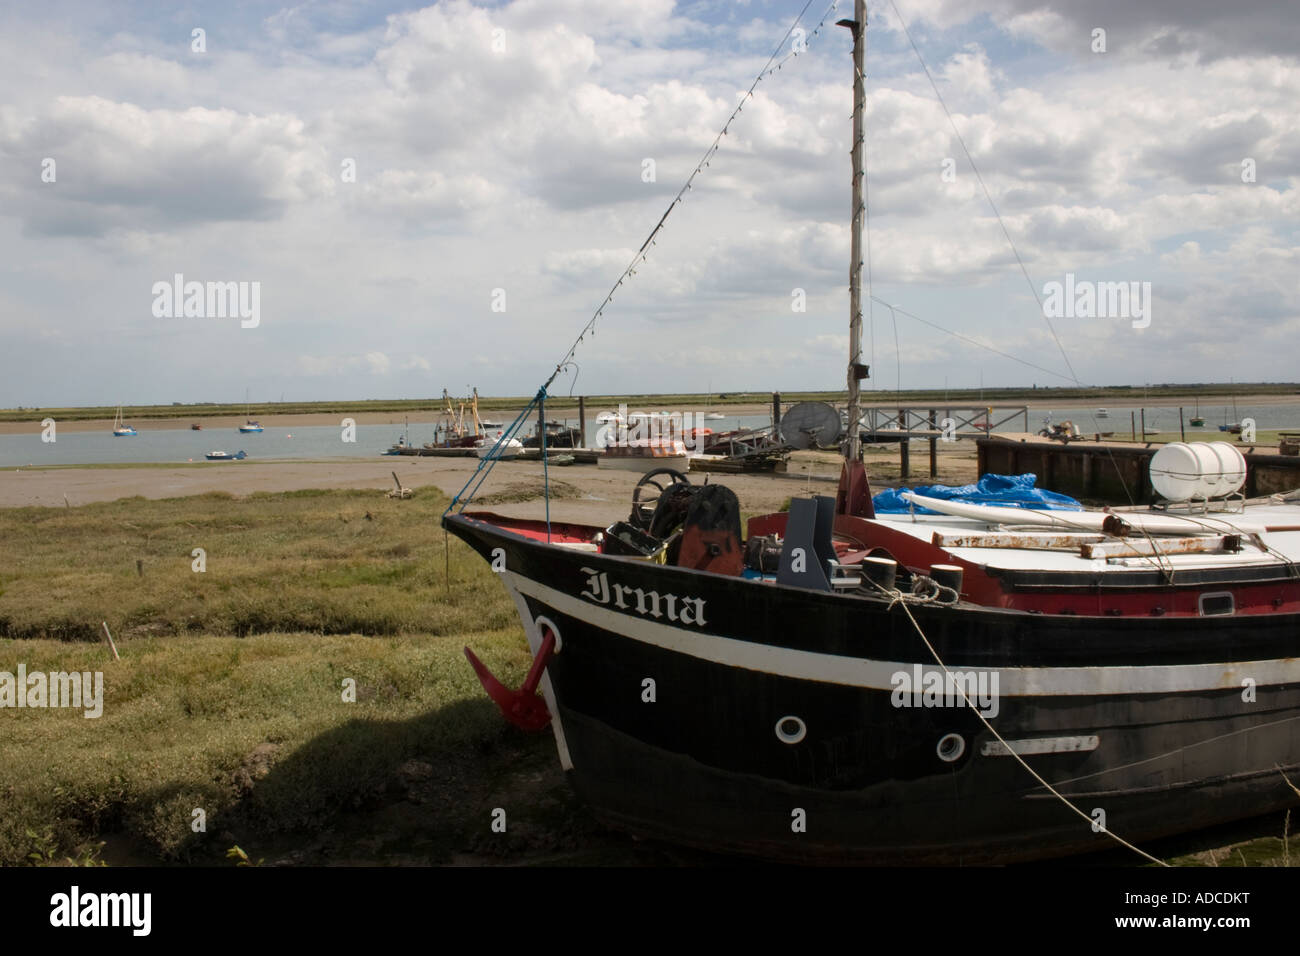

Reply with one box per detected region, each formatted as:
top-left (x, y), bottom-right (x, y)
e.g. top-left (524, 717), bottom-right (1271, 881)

top-left (0, 0), bottom-right (1296, 406)
top-left (0, 96), bottom-right (333, 236)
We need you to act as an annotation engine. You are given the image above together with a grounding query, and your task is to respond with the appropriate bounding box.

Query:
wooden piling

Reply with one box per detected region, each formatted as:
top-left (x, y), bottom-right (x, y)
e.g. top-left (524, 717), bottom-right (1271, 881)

top-left (101, 621), bottom-right (120, 662)
top-left (928, 408), bottom-right (937, 478)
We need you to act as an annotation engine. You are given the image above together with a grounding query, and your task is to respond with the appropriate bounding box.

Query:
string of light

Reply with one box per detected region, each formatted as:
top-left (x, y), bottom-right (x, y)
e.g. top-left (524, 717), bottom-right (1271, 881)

top-left (545, 0), bottom-right (844, 390)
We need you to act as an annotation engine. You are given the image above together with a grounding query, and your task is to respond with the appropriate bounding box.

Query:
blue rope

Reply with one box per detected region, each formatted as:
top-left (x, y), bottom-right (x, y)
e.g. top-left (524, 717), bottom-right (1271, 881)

top-left (539, 388), bottom-right (551, 541)
top-left (444, 396), bottom-right (539, 516)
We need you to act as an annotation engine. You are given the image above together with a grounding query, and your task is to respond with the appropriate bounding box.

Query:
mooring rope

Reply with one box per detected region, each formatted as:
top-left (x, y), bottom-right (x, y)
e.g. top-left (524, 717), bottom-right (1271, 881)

top-left (862, 576), bottom-right (1170, 866)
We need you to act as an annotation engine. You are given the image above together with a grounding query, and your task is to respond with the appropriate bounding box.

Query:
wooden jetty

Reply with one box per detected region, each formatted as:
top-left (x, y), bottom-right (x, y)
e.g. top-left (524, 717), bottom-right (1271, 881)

top-left (857, 405), bottom-right (1030, 479)
top-left (388, 445), bottom-right (599, 463)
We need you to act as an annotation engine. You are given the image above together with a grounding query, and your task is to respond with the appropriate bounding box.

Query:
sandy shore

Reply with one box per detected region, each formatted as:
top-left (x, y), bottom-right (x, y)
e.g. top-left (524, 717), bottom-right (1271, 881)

top-left (0, 457), bottom-right (817, 516)
top-left (0, 441), bottom-right (982, 513)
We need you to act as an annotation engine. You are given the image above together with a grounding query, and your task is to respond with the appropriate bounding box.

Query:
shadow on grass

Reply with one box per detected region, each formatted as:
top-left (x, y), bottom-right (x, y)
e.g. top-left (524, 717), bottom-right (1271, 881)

top-left (115, 696), bottom-right (723, 867)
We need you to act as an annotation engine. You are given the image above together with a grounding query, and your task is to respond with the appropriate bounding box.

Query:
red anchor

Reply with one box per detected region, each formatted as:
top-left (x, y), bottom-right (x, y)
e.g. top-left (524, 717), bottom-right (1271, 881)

top-left (463, 626), bottom-right (556, 732)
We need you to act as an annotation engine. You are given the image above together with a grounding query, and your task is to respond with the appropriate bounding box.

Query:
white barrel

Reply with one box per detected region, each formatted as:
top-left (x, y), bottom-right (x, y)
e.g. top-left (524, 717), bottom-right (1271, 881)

top-left (1149, 441), bottom-right (1245, 501)
top-left (1209, 441), bottom-right (1246, 496)
top-left (1150, 443), bottom-right (1204, 501)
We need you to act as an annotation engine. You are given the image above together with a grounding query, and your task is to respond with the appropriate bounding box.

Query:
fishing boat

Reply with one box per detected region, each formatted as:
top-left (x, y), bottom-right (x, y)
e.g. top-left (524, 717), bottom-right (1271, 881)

top-left (205, 450), bottom-right (246, 461)
top-left (111, 405), bottom-right (137, 437)
top-left (523, 421), bottom-right (583, 449)
top-left (444, 4), bottom-right (1300, 864)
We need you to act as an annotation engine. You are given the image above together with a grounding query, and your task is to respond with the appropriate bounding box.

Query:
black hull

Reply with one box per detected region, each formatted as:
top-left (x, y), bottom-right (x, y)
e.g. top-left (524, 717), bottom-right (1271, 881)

top-left (561, 708), bottom-right (1297, 865)
top-left (444, 513), bottom-right (1300, 863)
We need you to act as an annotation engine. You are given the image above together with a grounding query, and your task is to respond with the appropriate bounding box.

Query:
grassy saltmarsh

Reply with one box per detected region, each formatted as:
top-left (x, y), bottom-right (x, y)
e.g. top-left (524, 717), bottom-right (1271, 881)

top-left (0, 486), bottom-right (567, 865)
top-left (0, 485), bottom-right (1296, 866)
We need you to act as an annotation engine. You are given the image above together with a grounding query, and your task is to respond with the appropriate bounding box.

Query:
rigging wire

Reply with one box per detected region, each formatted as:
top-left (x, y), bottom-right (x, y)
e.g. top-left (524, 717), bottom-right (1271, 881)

top-left (886, 0), bottom-right (1079, 389)
top-left (542, 0), bottom-right (842, 392)
top-left (446, 0), bottom-right (842, 513)
top-left (885, 0), bottom-right (1183, 576)
top-left (868, 295), bottom-right (1078, 383)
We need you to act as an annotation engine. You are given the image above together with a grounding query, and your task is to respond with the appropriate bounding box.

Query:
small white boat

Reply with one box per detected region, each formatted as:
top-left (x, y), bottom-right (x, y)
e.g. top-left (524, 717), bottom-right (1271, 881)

top-left (238, 392), bottom-right (263, 432)
top-left (1096, 408), bottom-right (1109, 419)
top-left (475, 433), bottom-right (523, 459)
top-left (705, 412), bottom-right (725, 420)
top-left (206, 450), bottom-right (246, 461)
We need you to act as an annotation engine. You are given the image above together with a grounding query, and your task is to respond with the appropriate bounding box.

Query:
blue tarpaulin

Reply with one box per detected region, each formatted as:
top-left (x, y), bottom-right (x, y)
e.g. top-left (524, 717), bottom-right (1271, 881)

top-left (872, 473), bottom-right (1082, 514)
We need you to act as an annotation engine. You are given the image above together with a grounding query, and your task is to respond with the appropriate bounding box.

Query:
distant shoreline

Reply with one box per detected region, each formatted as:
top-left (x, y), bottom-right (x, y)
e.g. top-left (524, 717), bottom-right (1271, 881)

top-left (3, 384), bottom-right (1297, 426)
top-left (3, 393), bottom-right (1299, 436)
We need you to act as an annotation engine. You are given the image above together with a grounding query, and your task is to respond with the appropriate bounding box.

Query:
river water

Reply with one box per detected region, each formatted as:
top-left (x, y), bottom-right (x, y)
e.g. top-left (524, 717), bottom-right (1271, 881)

top-left (2, 401), bottom-right (1294, 468)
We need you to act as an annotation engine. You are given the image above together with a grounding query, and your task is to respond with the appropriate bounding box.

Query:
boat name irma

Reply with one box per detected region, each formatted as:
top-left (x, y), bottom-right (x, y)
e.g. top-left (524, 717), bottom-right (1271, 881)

top-left (890, 664), bottom-right (1000, 718)
top-left (580, 568), bottom-right (708, 627)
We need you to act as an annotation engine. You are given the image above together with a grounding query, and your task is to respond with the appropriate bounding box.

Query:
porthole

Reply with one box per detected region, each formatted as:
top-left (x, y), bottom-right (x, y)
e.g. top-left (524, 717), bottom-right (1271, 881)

top-left (775, 715), bottom-right (807, 745)
top-left (936, 733), bottom-right (966, 763)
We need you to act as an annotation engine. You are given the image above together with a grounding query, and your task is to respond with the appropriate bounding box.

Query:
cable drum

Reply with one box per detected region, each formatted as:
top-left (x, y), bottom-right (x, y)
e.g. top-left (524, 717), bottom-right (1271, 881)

top-left (1149, 441), bottom-right (1247, 502)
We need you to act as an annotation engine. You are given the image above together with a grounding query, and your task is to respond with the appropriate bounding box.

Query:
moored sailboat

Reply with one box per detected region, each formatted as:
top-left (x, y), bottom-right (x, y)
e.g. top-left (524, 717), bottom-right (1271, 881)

top-left (238, 389), bottom-right (263, 432)
top-left (111, 405), bottom-right (137, 437)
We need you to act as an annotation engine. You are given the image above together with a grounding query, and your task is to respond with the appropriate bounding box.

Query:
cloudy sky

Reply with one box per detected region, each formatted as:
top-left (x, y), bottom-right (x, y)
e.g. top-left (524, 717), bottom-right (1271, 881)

top-left (1, 0), bottom-right (1296, 407)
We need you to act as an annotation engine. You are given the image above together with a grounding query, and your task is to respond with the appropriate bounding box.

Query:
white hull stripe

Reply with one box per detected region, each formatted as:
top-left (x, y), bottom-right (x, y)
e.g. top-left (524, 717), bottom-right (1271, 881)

top-left (507, 573), bottom-right (1300, 696)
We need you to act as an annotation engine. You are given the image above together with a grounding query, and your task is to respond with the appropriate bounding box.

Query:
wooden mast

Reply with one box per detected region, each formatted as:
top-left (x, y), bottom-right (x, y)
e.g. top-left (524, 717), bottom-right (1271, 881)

top-left (840, 0), bottom-right (868, 462)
